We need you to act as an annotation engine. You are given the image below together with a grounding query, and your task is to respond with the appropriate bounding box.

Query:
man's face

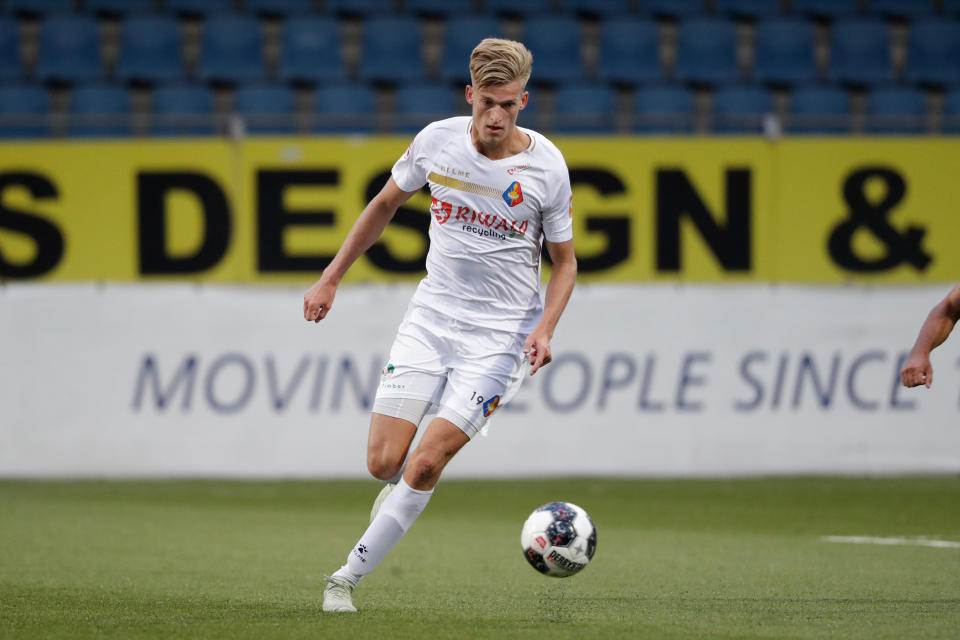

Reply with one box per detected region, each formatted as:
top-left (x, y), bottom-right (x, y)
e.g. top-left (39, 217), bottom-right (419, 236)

top-left (466, 79), bottom-right (528, 147)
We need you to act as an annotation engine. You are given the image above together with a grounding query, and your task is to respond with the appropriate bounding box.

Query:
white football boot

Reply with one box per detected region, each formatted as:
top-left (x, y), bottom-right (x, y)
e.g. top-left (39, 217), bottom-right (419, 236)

top-left (322, 575), bottom-right (357, 613)
top-left (369, 483), bottom-right (395, 523)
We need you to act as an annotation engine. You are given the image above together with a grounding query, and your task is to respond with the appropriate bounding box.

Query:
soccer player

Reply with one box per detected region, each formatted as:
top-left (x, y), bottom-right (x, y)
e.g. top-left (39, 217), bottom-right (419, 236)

top-left (302, 38), bottom-right (577, 613)
top-left (900, 283), bottom-right (960, 388)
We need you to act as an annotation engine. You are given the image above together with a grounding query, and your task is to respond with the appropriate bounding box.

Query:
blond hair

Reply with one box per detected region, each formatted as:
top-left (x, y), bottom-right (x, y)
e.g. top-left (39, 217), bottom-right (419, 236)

top-left (469, 38), bottom-right (533, 89)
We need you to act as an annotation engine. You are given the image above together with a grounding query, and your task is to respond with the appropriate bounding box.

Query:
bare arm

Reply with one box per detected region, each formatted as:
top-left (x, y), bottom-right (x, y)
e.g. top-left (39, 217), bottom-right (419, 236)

top-left (524, 238), bottom-right (577, 375)
top-left (303, 177), bottom-right (419, 322)
top-left (900, 283), bottom-right (960, 388)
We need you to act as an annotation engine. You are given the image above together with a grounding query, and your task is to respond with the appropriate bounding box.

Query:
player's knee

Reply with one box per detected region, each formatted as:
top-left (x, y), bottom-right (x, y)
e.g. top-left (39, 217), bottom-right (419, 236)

top-left (366, 452), bottom-right (402, 481)
top-left (404, 453), bottom-right (442, 488)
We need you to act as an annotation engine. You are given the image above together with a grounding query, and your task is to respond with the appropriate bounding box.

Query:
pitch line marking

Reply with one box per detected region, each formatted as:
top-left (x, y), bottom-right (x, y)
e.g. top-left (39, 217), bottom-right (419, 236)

top-left (821, 536), bottom-right (960, 549)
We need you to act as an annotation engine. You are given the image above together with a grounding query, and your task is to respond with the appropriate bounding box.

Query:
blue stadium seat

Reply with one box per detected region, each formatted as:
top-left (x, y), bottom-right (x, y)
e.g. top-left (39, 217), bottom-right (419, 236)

top-left (196, 14), bottom-right (265, 84)
top-left (116, 15), bottom-right (183, 85)
top-left (245, 0), bottom-right (314, 15)
top-left (711, 85), bottom-right (773, 133)
top-left (359, 16), bottom-right (425, 84)
top-left (787, 85), bottom-right (850, 133)
top-left (68, 84), bottom-right (131, 137)
top-left (482, 0), bottom-right (554, 18)
top-left (151, 83), bottom-right (216, 136)
top-left (522, 16), bottom-right (584, 85)
top-left (313, 82), bottom-right (376, 133)
top-left (905, 19), bottom-right (960, 88)
top-left (279, 16), bottom-right (345, 84)
top-left (393, 83), bottom-right (456, 132)
top-left (943, 87), bottom-right (960, 133)
top-left (35, 15), bottom-right (103, 84)
top-left (828, 19), bottom-right (892, 87)
top-left (642, 0), bottom-right (704, 18)
top-left (4, 0), bottom-right (74, 14)
top-left (325, 0), bottom-right (394, 16)
top-left (553, 83), bottom-right (617, 134)
top-left (632, 85), bottom-right (694, 133)
top-left (674, 18), bottom-right (740, 86)
top-left (868, 0), bottom-right (935, 19)
top-left (753, 18), bottom-right (818, 87)
top-left (164, 0), bottom-right (236, 16)
top-left (0, 84), bottom-right (50, 138)
top-left (560, 0), bottom-right (633, 18)
top-left (85, 0), bottom-right (155, 15)
top-left (791, 0), bottom-right (861, 19)
top-left (596, 18), bottom-right (661, 87)
top-left (0, 17), bottom-right (24, 82)
top-left (440, 16), bottom-right (504, 84)
top-left (405, 0), bottom-right (474, 16)
top-left (233, 82), bottom-right (296, 134)
top-left (866, 86), bottom-right (926, 134)
top-left (714, 0), bottom-right (785, 19)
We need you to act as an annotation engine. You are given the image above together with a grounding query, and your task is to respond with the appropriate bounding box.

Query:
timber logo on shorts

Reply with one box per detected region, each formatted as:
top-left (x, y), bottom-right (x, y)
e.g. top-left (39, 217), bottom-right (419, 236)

top-left (482, 395), bottom-right (501, 417)
top-left (502, 181), bottom-right (523, 207)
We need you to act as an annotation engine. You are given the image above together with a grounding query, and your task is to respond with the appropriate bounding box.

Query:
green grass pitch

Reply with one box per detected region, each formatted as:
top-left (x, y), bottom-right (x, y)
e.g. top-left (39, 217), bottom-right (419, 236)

top-left (2, 476), bottom-right (959, 639)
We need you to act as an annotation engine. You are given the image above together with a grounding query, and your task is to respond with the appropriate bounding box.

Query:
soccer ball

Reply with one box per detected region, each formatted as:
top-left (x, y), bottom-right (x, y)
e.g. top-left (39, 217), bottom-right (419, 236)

top-left (520, 501), bottom-right (597, 577)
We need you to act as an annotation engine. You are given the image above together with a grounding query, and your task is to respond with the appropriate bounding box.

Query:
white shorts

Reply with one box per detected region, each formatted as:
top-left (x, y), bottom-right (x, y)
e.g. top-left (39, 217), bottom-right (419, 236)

top-left (373, 302), bottom-right (530, 438)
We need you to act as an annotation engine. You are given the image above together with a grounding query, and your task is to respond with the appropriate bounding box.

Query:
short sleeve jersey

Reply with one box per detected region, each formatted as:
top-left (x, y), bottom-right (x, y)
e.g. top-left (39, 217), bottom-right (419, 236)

top-left (391, 116), bottom-right (573, 335)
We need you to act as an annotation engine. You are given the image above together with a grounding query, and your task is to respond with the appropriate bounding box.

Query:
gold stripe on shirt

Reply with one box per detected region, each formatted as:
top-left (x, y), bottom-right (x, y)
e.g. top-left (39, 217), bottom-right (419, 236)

top-left (428, 171), bottom-right (502, 199)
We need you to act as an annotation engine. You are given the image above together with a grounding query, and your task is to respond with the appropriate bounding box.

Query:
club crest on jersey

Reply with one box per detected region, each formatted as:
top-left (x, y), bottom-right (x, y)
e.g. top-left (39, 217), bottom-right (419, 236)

top-left (482, 395), bottom-right (501, 417)
top-left (502, 181), bottom-right (523, 207)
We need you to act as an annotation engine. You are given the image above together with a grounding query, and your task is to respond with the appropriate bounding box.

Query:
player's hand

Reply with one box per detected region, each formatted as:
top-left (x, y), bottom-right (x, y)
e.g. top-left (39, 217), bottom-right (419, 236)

top-left (523, 329), bottom-right (552, 376)
top-left (303, 278), bottom-right (337, 323)
top-left (900, 352), bottom-right (933, 388)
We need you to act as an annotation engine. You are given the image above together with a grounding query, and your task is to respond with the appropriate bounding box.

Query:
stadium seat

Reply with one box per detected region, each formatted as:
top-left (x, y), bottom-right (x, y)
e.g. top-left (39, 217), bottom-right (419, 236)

top-left (440, 16), bottom-right (505, 84)
top-left (0, 84), bottom-right (50, 138)
top-left (714, 0), bottom-right (785, 19)
top-left (405, 0), bottom-right (475, 16)
top-left (68, 84), bottom-right (131, 137)
top-left (85, 0), bottom-right (155, 15)
top-left (34, 15), bottom-right (104, 84)
top-left (553, 83), bottom-right (617, 133)
top-left (278, 16), bottom-right (346, 84)
top-left (866, 86), bottom-right (927, 134)
top-left (151, 83), bottom-right (216, 136)
top-left (196, 14), bottom-right (265, 84)
top-left (482, 0), bottom-right (554, 18)
top-left (325, 0), bottom-right (395, 16)
top-left (4, 0), bottom-right (74, 14)
top-left (867, 0), bottom-right (935, 19)
top-left (359, 16), bottom-right (425, 85)
top-left (164, 0), bottom-right (236, 16)
top-left (522, 16), bottom-right (584, 85)
top-left (786, 85), bottom-right (850, 133)
top-left (674, 18), bottom-right (740, 86)
top-left (233, 82), bottom-right (296, 134)
top-left (642, 0), bottom-right (705, 19)
top-left (393, 83), bottom-right (456, 133)
top-left (828, 19), bottom-right (892, 87)
top-left (0, 17), bottom-right (24, 82)
top-left (116, 15), bottom-right (184, 85)
top-left (753, 18), bottom-right (818, 87)
top-left (313, 82), bottom-right (376, 133)
top-left (560, 0), bottom-right (633, 18)
top-left (632, 85), bottom-right (695, 133)
top-left (245, 0), bottom-right (315, 16)
top-left (943, 87), bottom-right (960, 133)
top-left (791, 0), bottom-right (861, 19)
top-left (904, 19), bottom-right (960, 88)
top-left (711, 85), bottom-right (773, 133)
top-left (595, 17), bottom-right (661, 87)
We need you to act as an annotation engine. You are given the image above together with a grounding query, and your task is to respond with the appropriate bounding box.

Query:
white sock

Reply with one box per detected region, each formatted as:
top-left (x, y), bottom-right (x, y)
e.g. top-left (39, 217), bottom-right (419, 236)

top-left (345, 477), bottom-right (433, 577)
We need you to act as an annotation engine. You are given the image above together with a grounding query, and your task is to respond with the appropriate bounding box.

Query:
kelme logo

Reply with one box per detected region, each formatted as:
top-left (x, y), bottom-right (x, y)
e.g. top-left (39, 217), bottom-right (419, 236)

top-left (482, 395), bottom-right (501, 417)
top-left (502, 181), bottom-right (523, 207)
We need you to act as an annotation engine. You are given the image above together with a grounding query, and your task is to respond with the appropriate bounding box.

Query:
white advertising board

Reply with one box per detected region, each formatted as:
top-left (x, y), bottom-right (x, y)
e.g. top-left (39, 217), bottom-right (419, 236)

top-left (1, 283), bottom-right (958, 477)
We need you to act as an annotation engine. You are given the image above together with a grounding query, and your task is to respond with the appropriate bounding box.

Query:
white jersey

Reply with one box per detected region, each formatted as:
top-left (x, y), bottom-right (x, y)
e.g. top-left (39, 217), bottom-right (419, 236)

top-left (391, 116), bottom-right (573, 335)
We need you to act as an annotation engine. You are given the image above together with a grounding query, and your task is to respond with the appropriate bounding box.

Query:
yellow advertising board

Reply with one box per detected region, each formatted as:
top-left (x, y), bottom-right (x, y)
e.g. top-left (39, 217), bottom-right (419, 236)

top-left (0, 136), bottom-right (956, 283)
